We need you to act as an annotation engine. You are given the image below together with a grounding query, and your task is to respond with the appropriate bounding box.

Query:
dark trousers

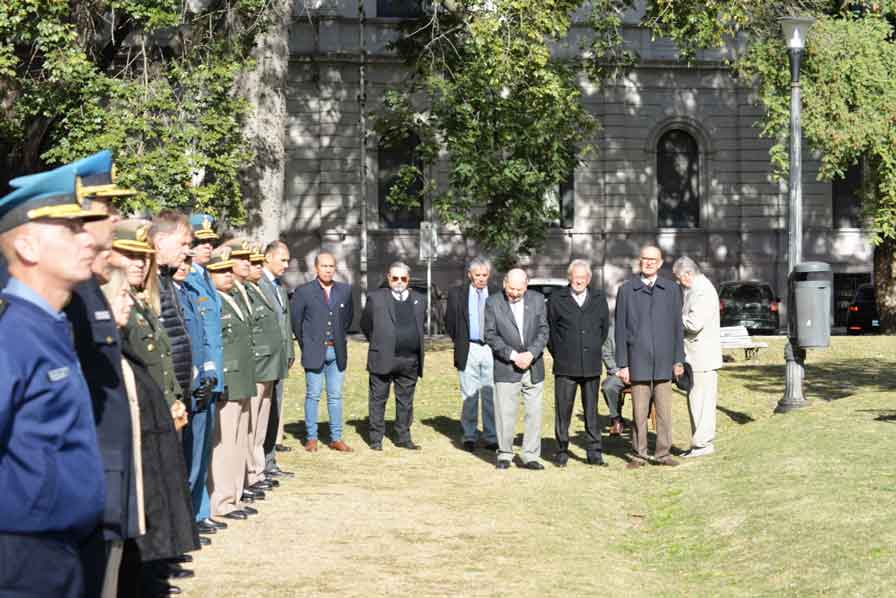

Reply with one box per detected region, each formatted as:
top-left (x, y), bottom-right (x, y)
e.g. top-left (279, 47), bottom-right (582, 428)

top-left (183, 402), bottom-right (214, 519)
top-left (0, 533), bottom-right (84, 598)
top-left (368, 355), bottom-right (419, 445)
top-left (263, 382), bottom-right (282, 471)
top-left (554, 375), bottom-right (602, 457)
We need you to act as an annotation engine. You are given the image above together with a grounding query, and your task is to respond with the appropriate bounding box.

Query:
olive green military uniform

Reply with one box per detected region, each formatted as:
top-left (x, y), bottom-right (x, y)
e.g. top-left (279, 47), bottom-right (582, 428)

top-left (244, 281), bottom-right (284, 485)
top-left (209, 288), bottom-right (254, 516)
top-left (124, 295), bottom-right (182, 406)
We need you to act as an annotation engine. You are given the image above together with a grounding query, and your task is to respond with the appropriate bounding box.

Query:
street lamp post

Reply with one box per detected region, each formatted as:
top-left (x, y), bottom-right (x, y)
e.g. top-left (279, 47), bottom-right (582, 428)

top-left (776, 16), bottom-right (815, 414)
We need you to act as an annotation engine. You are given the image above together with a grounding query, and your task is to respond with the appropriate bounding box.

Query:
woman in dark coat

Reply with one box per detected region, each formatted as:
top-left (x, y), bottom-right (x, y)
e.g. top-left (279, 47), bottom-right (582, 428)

top-left (108, 220), bottom-right (199, 595)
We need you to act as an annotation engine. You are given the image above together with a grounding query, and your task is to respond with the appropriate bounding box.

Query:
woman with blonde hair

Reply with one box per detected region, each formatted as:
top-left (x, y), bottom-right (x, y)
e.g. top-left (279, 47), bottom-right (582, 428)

top-left (108, 219), bottom-right (199, 596)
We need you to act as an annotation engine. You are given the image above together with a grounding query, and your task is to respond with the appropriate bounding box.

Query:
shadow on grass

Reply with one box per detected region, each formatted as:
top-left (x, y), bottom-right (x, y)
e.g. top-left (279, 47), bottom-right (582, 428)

top-left (717, 405), bottom-right (755, 425)
top-left (284, 421), bottom-right (336, 443)
top-left (855, 409), bottom-right (896, 423)
top-left (420, 416), bottom-right (496, 465)
top-left (724, 360), bottom-right (896, 401)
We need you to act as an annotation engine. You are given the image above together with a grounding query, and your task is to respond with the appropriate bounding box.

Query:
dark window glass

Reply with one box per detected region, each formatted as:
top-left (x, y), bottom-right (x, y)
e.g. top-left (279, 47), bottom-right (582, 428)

top-left (657, 129), bottom-right (700, 228)
top-left (720, 283), bottom-right (773, 303)
top-left (547, 172), bottom-right (575, 229)
top-left (856, 284), bottom-right (875, 302)
top-left (833, 162), bottom-right (863, 228)
top-left (377, 0), bottom-right (425, 18)
top-left (378, 135), bottom-right (423, 229)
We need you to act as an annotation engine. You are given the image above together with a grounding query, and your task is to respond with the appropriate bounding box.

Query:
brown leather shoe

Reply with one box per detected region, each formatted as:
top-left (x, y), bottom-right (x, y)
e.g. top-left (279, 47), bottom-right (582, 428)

top-left (304, 439), bottom-right (318, 452)
top-left (654, 456), bottom-right (679, 467)
top-left (328, 440), bottom-right (354, 452)
top-left (609, 419), bottom-right (623, 436)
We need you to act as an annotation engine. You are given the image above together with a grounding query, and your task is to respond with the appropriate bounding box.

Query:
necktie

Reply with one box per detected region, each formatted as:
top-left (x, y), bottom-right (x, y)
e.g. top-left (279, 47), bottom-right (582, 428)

top-left (273, 278), bottom-right (284, 307)
top-left (323, 285), bottom-right (331, 303)
top-left (476, 288), bottom-right (484, 334)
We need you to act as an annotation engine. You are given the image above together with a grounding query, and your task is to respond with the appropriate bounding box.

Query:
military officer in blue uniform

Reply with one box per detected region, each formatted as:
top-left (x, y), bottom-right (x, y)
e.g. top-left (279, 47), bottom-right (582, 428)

top-left (11, 151), bottom-right (145, 597)
top-left (0, 167), bottom-right (107, 597)
top-left (183, 213), bottom-right (225, 537)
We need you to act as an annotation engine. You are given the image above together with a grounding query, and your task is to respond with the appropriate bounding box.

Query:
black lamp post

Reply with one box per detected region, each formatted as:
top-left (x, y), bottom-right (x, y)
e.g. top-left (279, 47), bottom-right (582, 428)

top-left (776, 16), bottom-right (815, 414)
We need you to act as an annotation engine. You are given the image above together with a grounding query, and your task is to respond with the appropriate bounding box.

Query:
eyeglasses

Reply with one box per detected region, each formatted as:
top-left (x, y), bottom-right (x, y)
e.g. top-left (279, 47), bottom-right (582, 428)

top-left (390, 276), bottom-right (409, 282)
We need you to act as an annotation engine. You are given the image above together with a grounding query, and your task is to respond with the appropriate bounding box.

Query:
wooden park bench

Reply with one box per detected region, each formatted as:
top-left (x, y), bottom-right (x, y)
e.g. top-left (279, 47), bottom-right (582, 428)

top-left (720, 325), bottom-right (768, 360)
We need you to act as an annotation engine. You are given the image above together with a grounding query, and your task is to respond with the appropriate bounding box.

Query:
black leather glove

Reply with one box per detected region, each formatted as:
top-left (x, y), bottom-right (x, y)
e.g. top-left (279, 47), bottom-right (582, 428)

top-left (192, 378), bottom-right (214, 411)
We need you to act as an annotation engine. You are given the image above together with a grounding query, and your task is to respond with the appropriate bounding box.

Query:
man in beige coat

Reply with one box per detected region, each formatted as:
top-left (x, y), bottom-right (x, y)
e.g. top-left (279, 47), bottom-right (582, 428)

top-left (673, 257), bottom-right (722, 458)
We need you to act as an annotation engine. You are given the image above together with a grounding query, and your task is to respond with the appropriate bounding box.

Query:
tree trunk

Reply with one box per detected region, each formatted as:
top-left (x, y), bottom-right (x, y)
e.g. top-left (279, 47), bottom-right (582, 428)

top-left (238, 0), bottom-right (291, 241)
top-left (873, 236), bottom-right (896, 333)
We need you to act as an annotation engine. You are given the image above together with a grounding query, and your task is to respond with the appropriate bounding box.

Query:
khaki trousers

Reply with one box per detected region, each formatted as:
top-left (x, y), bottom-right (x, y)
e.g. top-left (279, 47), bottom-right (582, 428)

top-left (247, 381), bottom-right (274, 486)
top-left (209, 397), bottom-right (250, 516)
top-left (494, 371), bottom-right (544, 464)
top-left (688, 370), bottom-right (718, 449)
top-left (630, 380), bottom-right (673, 460)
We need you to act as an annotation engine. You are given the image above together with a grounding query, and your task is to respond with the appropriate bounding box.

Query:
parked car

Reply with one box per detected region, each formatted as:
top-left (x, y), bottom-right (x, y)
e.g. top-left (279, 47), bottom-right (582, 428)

top-left (527, 277), bottom-right (569, 301)
top-left (846, 283), bottom-right (880, 334)
top-left (718, 281), bottom-right (780, 334)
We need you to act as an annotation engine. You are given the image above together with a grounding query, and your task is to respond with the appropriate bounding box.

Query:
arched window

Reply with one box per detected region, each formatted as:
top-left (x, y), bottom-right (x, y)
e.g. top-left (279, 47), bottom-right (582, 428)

top-left (657, 129), bottom-right (700, 228)
top-left (377, 134), bottom-right (423, 229)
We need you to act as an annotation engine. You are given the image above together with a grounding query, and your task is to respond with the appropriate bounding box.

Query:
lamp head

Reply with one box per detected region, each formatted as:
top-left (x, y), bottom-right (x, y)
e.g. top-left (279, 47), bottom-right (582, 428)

top-left (779, 16), bottom-right (815, 50)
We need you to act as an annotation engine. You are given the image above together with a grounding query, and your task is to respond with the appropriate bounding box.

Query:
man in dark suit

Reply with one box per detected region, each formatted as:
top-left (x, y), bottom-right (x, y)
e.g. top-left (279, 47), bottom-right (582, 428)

top-left (361, 261), bottom-right (425, 451)
top-left (291, 252), bottom-right (354, 452)
top-left (484, 268), bottom-right (549, 470)
top-left (615, 245), bottom-right (685, 468)
top-left (445, 256), bottom-right (498, 453)
top-left (547, 259), bottom-right (610, 467)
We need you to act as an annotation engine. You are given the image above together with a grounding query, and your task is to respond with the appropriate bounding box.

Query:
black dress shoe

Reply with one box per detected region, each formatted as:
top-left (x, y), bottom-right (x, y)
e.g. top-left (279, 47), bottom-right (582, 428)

top-left (199, 536), bottom-right (211, 546)
top-left (587, 454), bottom-right (608, 466)
top-left (243, 488), bottom-right (265, 500)
top-left (521, 461), bottom-right (545, 470)
top-left (242, 506), bottom-right (258, 515)
top-left (395, 440), bottom-right (421, 450)
top-left (370, 443), bottom-right (383, 451)
top-left (167, 567), bottom-right (195, 580)
top-left (462, 441), bottom-right (476, 452)
top-left (169, 554), bottom-right (193, 564)
top-left (496, 460), bottom-right (511, 470)
top-left (266, 467), bottom-right (295, 479)
top-left (222, 510), bottom-right (248, 520)
top-left (200, 517), bottom-right (227, 530)
top-left (265, 478), bottom-right (280, 488)
top-left (553, 451), bottom-right (569, 467)
top-left (197, 521), bottom-right (217, 534)
top-left (240, 493), bottom-right (255, 504)
top-left (484, 442), bottom-right (499, 451)
top-left (163, 584), bottom-right (182, 596)
top-left (275, 444), bottom-right (292, 452)
top-left (252, 480), bottom-right (274, 491)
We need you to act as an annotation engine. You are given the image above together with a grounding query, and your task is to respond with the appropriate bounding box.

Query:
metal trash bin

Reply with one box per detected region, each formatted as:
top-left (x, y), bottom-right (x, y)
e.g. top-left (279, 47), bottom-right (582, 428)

top-left (790, 262), bottom-right (832, 348)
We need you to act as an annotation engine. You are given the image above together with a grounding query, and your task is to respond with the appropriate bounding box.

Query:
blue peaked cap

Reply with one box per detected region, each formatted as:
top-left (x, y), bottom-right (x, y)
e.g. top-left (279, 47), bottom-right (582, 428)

top-left (0, 167), bottom-right (106, 233)
top-left (189, 213), bottom-right (219, 240)
top-left (9, 151), bottom-right (114, 189)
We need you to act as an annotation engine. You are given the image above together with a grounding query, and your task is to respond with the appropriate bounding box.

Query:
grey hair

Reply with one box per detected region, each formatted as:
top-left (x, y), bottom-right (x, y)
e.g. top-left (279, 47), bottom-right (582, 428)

top-left (503, 268), bottom-right (529, 284)
top-left (388, 261), bottom-right (411, 276)
top-left (567, 259), bottom-right (592, 278)
top-left (672, 256), bottom-right (701, 276)
top-left (467, 255), bottom-right (492, 274)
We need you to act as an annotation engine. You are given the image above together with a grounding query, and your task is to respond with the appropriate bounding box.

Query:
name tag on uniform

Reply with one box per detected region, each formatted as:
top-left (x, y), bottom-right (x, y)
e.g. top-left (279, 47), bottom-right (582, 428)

top-left (94, 310), bottom-right (111, 321)
top-left (48, 367), bottom-right (70, 382)
top-left (197, 296), bottom-right (209, 303)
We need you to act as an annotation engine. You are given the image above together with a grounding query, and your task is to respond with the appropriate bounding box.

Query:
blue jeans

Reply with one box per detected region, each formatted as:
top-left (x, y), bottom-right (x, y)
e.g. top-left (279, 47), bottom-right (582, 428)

top-left (459, 342), bottom-right (496, 443)
top-left (305, 346), bottom-right (346, 441)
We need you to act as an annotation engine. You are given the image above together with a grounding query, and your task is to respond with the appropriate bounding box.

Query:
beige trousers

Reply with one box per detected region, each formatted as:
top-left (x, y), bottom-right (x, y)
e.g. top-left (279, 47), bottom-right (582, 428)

top-left (688, 370), bottom-right (718, 449)
top-left (247, 381), bottom-right (274, 486)
top-left (630, 380), bottom-right (673, 460)
top-left (209, 397), bottom-right (250, 516)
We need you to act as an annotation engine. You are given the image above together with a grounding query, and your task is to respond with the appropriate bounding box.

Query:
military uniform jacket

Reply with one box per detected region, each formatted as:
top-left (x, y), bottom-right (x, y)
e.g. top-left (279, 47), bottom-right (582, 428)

top-left (259, 273), bottom-right (294, 377)
top-left (174, 281), bottom-right (206, 399)
top-left (65, 278), bottom-right (139, 540)
top-left (246, 282), bottom-right (285, 382)
top-left (0, 291), bottom-right (104, 539)
top-left (185, 264), bottom-right (224, 393)
top-left (124, 294), bottom-right (182, 406)
top-left (218, 289), bottom-right (256, 400)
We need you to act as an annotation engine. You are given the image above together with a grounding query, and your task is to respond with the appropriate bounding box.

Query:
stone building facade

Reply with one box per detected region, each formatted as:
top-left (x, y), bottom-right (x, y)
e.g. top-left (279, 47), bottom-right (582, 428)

top-left (278, 1), bottom-right (872, 330)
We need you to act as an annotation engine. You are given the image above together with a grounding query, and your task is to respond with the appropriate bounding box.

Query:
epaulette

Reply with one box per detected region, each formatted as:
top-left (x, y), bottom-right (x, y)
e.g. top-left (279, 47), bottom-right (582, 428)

top-left (0, 297), bottom-right (7, 319)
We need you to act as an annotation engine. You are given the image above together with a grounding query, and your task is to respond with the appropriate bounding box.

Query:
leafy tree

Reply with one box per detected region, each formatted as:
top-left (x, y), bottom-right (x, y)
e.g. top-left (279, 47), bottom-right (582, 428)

top-left (0, 0), bottom-right (270, 223)
top-left (647, 0), bottom-right (896, 329)
top-left (376, 0), bottom-right (637, 268)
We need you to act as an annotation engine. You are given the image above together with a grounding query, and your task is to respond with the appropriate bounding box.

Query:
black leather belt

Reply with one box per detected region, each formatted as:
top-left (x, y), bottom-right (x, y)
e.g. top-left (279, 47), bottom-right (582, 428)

top-left (470, 340), bottom-right (486, 346)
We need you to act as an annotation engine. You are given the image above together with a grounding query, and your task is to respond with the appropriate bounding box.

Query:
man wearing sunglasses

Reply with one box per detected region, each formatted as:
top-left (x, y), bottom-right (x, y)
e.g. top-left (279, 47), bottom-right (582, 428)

top-left (360, 261), bottom-right (426, 451)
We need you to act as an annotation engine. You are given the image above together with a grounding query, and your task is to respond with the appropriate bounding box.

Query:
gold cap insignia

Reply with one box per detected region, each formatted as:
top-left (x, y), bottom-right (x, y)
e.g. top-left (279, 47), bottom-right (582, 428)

top-left (136, 225), bottom-right (148, 242)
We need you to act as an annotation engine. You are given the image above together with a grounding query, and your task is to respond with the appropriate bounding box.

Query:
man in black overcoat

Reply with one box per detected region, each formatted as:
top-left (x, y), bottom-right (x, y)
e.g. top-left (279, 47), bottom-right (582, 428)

top-left (547, 259), bottom-right (610, 467)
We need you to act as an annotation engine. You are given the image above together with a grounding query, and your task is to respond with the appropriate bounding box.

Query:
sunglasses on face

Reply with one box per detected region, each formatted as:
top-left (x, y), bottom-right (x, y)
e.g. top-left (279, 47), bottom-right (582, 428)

top-left (390, 276), bottom-right (409, 282)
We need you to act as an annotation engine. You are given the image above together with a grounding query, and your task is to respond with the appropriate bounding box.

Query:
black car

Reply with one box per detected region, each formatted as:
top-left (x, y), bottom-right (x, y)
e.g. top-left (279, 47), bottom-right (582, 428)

top-left (846, 283), bottom-right (880, 334)
top-left (718, 281), bottom-right (780, 334)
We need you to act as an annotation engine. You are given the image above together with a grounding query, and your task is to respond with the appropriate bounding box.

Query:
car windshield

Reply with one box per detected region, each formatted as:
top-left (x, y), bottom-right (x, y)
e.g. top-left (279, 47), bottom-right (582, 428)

top-left (720, 283), bottom-right (773, 302)
top-left (856, 285), bottom-right (876, 302)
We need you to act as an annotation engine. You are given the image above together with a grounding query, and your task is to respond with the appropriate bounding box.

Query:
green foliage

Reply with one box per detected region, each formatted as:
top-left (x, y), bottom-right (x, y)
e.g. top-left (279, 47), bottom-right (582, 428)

top-left (0, 0), bottom-right (272, 225)
top-left (377, 0), bottom-right (600, 267)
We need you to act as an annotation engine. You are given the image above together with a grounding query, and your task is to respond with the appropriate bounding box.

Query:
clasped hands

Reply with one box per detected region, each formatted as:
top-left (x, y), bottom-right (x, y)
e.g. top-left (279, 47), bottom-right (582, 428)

top-left (512, 351), bottom-right (534, 370)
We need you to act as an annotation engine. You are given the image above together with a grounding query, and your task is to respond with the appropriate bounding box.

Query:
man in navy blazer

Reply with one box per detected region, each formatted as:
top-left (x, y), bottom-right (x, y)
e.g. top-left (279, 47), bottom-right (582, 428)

top-left (290, 252), bottom-right (354, 452)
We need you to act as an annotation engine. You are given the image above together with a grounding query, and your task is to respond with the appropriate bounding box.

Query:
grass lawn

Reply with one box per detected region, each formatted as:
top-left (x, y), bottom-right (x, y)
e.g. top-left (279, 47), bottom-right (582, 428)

top-left (181, 335), bottom-right (896, 597)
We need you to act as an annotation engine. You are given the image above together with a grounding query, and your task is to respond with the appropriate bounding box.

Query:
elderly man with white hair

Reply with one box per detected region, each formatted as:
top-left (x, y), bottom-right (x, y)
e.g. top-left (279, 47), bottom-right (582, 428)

top-left (484, 268), bottom-right (549, 470)
top-left (672, 256), bottom-right (722, 458)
